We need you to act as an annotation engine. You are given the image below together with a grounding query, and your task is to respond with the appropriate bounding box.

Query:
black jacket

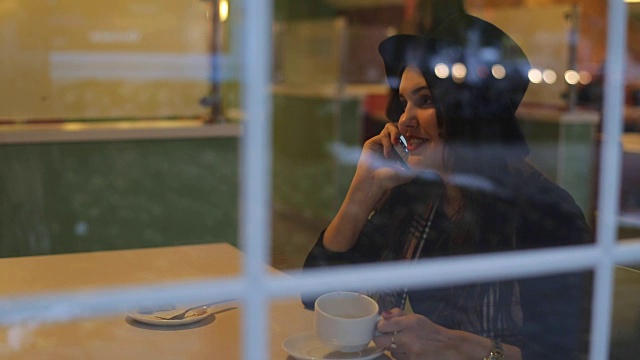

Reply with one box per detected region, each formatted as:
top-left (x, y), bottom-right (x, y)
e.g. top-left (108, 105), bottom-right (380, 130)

top-left (303, 164), bottom-right (592, 359)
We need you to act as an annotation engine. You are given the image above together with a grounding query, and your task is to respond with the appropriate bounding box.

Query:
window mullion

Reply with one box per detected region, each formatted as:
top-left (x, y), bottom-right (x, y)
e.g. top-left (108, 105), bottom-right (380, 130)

top-left (590, 1), bottom-right (628, 359)
top-left (239, 0), bottom-right (274, 360)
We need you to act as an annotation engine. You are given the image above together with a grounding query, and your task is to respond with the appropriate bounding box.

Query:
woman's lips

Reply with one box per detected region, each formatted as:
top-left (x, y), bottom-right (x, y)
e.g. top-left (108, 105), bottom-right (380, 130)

top-left (405, 136), bottom-right (428, 152)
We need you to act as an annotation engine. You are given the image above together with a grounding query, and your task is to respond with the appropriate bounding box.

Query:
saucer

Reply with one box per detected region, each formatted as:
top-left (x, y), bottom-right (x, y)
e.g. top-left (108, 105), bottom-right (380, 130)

top-left (282, 331), bottom-right (384, 360)
top-left (128, 306), bottom-right (215, 326)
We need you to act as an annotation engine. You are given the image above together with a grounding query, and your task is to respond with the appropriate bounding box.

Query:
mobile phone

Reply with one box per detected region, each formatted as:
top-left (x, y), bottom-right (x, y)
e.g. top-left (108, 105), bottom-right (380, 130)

top-left (388, 135), bottom-right (409, 169)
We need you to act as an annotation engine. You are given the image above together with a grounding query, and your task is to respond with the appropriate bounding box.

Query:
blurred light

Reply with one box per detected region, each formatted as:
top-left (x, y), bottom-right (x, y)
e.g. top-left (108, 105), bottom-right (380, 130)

top-left (542, 69), bottom-right (557, 84)
top-left (451, 63), bottom-right (467, 79)
top-left (564, 70), bottom-right (580, 85)
top-left (491, 64), bottom-right (506, 79)
top-left (528, 69), bottom-right (542, 84)
top-left (220, 0), bottom-right (229, 22)
top-left (624, 0), bottom-right (640, 3)
top-left (579, 71), bottom-right (592, 85)
top-left (434, 63), bottom-right (450, 79)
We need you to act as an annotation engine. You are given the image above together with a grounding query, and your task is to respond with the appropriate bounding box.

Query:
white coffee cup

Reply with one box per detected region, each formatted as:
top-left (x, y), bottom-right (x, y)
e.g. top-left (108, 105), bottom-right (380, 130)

top-left (314, 291), bottom-right (381, 352)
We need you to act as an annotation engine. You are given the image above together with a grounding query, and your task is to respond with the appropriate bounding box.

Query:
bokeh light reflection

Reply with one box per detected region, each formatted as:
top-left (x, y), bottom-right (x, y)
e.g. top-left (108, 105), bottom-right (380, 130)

top-left (564, 70), bottom-right (580, 85)
top-left (451, 63), bottom-right (467, 83)
top-left (579, 71), bottom-right (592, 85)
top-left (491, 64), bottom-right (506, 79)
top-left (434, 63), bottom-right (450, 79)
top-left (542, 69), bottom-right (557, 84)
top-left (528, 69), bottom-right (542, 84)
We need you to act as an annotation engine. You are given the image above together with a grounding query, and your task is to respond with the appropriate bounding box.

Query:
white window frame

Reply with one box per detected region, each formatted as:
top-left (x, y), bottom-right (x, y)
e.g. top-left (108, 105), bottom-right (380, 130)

top-left (0, 1), bottom-right (638, 360)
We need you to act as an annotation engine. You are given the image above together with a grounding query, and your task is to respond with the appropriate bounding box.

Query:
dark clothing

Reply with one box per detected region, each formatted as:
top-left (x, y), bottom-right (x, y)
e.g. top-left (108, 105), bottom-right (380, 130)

top-left (302, 164), bottom-right (592, 359)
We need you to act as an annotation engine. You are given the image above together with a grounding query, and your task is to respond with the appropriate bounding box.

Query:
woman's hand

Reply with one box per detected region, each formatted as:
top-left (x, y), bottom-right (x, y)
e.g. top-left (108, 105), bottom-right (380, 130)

top-left (374, 309), bottom-right (458, 360)
top-left (355, 122), bottom-right (412, 193)
top-left (374, 122), bottom-right (404, 162)
top-left (322, 123), bottom-right (413, 252)
top-left (373, 308), bottom-right (522, 360)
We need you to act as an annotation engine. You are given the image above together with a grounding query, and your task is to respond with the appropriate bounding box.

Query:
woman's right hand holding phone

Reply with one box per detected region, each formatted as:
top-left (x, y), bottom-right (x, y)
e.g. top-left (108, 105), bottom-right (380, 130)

top-left (356, 122), bottom-right (412, 193)
top-left (322, 123), bottom-right (413, 252)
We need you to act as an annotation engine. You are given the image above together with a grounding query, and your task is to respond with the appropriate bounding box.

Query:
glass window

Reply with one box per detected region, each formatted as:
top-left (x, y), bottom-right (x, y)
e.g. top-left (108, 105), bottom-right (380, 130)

top-left (1, 1), bottom-right (639, 360)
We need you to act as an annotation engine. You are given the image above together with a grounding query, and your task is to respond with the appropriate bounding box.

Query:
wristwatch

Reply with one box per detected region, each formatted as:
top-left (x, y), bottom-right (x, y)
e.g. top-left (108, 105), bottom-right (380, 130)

top-left (483, 340), bottom-right (505, 360)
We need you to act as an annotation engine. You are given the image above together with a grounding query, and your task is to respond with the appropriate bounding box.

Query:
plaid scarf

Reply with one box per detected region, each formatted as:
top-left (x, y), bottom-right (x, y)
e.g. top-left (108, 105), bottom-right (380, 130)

top-left (370, 199), bottom-right (439, 312)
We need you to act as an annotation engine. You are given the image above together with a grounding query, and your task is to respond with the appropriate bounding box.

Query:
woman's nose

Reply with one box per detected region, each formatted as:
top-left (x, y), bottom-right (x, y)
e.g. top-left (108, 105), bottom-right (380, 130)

top-left (399, 105), bottom-right (417, 129)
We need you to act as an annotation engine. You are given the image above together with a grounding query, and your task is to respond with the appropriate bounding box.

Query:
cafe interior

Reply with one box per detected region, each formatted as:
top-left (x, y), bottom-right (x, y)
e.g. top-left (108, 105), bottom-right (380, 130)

top-left (1, 0), bottom-right (640, 359)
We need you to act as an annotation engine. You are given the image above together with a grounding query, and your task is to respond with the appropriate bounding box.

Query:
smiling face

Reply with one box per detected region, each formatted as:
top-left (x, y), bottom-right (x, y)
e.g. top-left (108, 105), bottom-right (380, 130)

top-left (397, 66), bottom-right (446, 174)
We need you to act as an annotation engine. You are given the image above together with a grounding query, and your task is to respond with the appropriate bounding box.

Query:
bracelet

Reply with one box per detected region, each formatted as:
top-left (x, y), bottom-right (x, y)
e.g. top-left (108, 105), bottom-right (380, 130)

top-left (483, 339), bottom-right (505, 360)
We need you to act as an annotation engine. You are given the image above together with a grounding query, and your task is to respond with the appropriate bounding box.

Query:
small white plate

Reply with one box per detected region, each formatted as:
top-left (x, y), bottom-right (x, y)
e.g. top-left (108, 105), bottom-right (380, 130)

top-left (128, 306), bottom-right (215, 326)
top-left (282, 331), bottom-right (384, 360)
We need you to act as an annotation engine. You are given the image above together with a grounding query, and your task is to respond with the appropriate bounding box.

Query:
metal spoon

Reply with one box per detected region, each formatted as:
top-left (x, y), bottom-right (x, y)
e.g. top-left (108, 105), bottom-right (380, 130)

top-left (154, 304), bottom-right (237, 321)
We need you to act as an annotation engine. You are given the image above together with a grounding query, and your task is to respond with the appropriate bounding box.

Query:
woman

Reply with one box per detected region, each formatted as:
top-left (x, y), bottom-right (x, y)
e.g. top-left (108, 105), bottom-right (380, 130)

top-left (302, 13), bottom-right (591, 360)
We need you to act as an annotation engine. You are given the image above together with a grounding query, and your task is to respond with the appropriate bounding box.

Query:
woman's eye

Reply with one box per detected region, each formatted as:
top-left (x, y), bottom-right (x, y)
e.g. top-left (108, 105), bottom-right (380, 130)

top-left (418, 95), bottom-right (433, 107)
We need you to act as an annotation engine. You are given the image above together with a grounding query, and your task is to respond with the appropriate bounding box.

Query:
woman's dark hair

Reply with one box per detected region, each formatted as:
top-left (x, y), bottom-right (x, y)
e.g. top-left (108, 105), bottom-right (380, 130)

top-left (378, 14), bottom-right (533, 250)
top-left (380, 13), bottom-right (531, 161)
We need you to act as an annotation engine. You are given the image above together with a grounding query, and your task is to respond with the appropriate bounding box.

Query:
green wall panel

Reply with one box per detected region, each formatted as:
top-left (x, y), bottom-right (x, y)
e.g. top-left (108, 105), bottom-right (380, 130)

top-left (272, 95), bottom-right (360, 222)
top-left (0, 138), bottom-right (238, 258)
top-left (558, 123), bottom-right (597, 217)
top-left (275, 0), bottom-right (336, 21)
top-left (520, 118), bottom-right (597, 220)
top-left (520, 120), bottom-right (561, 181)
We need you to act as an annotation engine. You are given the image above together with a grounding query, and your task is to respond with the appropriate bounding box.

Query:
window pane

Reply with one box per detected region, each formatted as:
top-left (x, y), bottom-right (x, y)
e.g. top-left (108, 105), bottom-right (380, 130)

top-left (0, 1), bottom-right (243, 357)
top-left (270, 1), bottom-right (614, 271)
top-left (296, 271), bottom-right (593, 359)
top-left (0, 1), bottom-right (240, 256)
top-left (611, 265), bottom-right (640, 359)
top-left (271, 1), bottom-right (605, 359)
top-left (0, 242), bottom-right (243, 357)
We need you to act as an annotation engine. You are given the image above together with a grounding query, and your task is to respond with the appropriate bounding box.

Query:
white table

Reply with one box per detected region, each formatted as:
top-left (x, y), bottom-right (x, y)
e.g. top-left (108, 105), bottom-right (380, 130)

top-left (0, 243), bottom-right (314, 359)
